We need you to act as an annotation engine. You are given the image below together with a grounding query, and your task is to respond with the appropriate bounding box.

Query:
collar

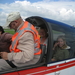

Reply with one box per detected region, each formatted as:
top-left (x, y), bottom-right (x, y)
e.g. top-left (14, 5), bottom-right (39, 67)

top-left (65, 46), bottom-right (70, 49)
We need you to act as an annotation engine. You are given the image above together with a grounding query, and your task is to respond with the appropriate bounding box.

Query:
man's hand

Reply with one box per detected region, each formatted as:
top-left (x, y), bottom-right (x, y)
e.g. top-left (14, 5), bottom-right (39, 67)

top-left (0, 52), bottom-right (8, 60)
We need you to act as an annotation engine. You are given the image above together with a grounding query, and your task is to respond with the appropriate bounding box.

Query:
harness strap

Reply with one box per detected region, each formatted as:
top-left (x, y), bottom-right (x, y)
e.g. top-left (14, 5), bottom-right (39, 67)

top-left (6, 60), bottom-right (16, 68)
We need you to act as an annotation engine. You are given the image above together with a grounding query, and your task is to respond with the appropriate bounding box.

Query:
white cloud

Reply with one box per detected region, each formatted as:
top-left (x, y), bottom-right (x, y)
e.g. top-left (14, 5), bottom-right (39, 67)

top-left (0, 0), bottom-right (75, 27)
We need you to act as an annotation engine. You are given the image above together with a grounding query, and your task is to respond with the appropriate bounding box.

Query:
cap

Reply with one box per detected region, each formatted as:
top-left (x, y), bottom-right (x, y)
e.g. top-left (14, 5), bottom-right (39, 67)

top-left (6, 12), bottom-right (21, 26)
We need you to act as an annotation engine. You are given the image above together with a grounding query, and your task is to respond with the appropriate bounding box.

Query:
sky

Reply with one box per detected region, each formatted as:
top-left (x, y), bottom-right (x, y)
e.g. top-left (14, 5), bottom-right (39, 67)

top-left (0, 0), bottom-right (75, 27)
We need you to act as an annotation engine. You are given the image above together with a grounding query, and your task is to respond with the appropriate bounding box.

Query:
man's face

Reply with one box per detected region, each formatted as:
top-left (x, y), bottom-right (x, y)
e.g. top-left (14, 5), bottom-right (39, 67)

top-left (8, 21), bottom-right (18, 31)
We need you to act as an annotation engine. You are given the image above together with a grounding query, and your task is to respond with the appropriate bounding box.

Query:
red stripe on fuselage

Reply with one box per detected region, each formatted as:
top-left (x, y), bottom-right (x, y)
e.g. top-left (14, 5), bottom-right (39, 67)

top-left (18, 60), bottom-right (75, 75)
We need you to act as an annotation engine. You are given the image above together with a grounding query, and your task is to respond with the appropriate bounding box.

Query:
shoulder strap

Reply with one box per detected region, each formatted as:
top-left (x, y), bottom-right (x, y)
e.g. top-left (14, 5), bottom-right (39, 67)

top-left (6, 60), bottom-right (16, 68)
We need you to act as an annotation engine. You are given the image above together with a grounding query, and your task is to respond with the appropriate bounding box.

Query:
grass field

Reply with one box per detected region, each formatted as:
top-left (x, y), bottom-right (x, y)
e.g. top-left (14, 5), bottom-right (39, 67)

top-left (4, 29), bottom-right (63, 35)
top-left (4, 29), bottom-right (15, 34)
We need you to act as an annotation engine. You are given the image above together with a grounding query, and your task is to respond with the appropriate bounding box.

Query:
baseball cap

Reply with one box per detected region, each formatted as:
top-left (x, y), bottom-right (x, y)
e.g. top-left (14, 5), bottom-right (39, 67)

top-left (6, 12), bottom-right (21, 27)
